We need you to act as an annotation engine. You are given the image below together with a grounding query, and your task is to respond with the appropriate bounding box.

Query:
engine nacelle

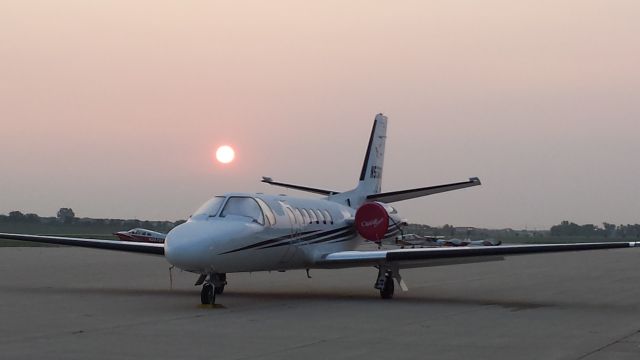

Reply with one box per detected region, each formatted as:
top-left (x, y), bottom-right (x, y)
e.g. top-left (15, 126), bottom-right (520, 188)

top-left (355, 202), bottom-right (403, 243)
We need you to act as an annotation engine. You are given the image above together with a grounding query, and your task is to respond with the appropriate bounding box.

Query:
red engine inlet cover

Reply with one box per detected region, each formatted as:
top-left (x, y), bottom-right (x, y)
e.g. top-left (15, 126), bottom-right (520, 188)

top-left (355, 202), bottom-right (390, 242)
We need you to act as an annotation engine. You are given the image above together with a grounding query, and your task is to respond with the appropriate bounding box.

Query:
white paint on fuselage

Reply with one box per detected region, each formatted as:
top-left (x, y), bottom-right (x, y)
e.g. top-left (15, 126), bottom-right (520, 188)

top-left (164, 193), bottom-right (364, 274)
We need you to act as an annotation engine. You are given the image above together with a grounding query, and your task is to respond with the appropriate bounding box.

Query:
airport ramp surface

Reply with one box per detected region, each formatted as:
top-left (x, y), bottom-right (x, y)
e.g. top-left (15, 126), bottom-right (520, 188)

top-left (1, 247), bottom-right (639, 360)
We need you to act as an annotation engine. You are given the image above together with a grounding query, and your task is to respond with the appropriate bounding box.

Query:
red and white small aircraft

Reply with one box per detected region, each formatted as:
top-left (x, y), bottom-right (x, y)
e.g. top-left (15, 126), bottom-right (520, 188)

top-left (1, 114), bottom-right (637, 305)
top-left (114, 228), bottom-right (166, 243)
top-left (389, 234), bottom-right (501, 248)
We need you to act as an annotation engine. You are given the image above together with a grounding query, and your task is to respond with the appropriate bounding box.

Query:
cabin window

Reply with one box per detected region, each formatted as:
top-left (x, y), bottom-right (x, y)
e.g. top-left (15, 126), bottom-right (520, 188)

top-left (285, 207), bottom-right (296, 225)
top-left (220, 197), bottom-right (265, 225)
top-left (308, 208), bottom-right (318, 224)
top-left (323, 210), bottom-right (333, 224)
top-left (192, 196), bottom-right (226, 217)
top-left (293, 208), bottom-right (304, 225)
top-left (255, 198), bottom-right (276, 226)
top-left (315, 209), bottom-right (325, 224)
top-left (300, 208), bottom-right (310, 224)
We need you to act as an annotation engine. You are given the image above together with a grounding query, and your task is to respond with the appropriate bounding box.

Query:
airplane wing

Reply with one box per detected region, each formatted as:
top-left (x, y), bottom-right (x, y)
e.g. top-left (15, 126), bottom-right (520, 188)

top-left (0, 233), bottom-right (164, 255)
top-left (316, 241), bottom-right (638, 269)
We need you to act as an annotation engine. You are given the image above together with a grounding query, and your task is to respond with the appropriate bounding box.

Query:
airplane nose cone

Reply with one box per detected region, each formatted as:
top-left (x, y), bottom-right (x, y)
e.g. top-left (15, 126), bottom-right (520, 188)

top-left (164, 220), bottom-right (258, 273)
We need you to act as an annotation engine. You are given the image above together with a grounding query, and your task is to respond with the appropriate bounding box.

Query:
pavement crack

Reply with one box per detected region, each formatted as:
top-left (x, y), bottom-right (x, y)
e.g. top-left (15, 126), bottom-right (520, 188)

top-left (574, 329), bottom-right (640, 360)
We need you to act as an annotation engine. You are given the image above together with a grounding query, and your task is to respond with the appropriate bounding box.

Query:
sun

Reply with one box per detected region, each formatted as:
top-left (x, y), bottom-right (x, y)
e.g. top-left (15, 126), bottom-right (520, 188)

top-left (215, 145), bottom-right (235, 164)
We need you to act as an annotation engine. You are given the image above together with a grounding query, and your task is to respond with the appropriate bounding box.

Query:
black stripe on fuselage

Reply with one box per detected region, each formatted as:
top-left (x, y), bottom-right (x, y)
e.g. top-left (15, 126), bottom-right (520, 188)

top-left (218, 230), bottom-right (320, 255)
top-left (219, 226), bottom-right (354, 254)
top-left (305, 227), bottom-right (356, 245)
top-left (259, 226), bottom-right (353, 249)
top-left (325, 230), bottom-right (358, 244)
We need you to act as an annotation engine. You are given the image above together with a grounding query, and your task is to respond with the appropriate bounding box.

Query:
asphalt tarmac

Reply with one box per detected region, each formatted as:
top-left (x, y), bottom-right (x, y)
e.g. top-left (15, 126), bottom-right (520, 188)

top-left (1, 246), bottom-right (639, 360)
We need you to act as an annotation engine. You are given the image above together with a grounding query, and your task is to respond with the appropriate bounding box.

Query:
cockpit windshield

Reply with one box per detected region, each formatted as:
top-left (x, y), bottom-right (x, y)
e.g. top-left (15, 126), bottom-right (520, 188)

top-left (220, 197), bottom-right (264, 225)
top-left (192, 196), bottom-right (226, 218)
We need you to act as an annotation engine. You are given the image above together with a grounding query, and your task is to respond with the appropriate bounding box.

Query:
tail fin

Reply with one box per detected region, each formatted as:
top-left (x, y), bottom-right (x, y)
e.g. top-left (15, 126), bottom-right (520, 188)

top-left (329, 114), bottom-right (387, 208)
top-left (262, 113), bottom-right (480, 209)
top-left (357, 113), bottom-right (387, 195)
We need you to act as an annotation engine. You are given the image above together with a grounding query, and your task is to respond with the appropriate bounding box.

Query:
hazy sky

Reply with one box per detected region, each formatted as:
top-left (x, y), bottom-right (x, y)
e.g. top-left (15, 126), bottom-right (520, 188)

top-left (1, 1), bottom-right (638, 228)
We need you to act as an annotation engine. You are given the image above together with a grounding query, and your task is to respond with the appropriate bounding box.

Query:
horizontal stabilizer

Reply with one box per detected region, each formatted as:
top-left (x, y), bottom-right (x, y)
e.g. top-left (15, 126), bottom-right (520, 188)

top-left (367, 177), bottom-right (481, 203)
top-left (261, 177), bottom-right (340, 196)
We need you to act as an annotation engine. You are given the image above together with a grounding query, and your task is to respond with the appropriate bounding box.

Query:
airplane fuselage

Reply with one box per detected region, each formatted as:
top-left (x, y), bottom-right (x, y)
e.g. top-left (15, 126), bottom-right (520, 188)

top-left (164, 193), bottom-right (401, 274)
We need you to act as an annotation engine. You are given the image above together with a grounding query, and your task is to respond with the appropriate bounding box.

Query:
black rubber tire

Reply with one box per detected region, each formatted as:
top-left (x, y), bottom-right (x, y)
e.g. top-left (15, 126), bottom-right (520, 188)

top-left (214, 285), bottom-right (225, 295)
top-left (201, 284), bottom-right (215, 304)
top-left (380, 275), bottom-right (395, 299)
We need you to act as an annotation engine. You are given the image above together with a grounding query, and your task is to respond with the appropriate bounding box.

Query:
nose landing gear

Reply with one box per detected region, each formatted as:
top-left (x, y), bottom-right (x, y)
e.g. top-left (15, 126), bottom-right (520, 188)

top-left (201, 283), bottom-right (215, 305)
top-left (197, 273), bottom-right (227, 305)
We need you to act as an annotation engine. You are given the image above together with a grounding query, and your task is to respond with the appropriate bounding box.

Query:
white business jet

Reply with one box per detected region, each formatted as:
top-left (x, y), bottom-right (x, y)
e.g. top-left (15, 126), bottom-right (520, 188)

top-left (1, 114), bottom-right (637, 305)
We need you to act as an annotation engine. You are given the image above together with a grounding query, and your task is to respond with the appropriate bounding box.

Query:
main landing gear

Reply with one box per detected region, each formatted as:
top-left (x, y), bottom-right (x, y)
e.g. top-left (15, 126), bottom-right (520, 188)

top-left (201, 283), bottom-right (215, 305)
top-left (197, 273), bottom-right (227, 305)
top-left (374, 266), bottom-right (407, 299)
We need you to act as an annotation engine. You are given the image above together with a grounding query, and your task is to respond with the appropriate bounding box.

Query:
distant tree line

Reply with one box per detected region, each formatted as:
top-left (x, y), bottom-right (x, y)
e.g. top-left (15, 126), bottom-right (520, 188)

top-left (5, 208), bottom-right (76, 223)
top-left (550, 221), bottom-right (640, 239)
top-left (0, 208), bottom-right (184, 233)
top-left (406, 221), bottom-right (640, 241)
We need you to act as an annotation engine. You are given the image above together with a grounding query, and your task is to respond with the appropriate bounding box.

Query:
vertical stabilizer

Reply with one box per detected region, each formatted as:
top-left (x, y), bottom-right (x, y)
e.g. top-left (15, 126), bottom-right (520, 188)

top-left (329, 114), bottom-right (387, 208)
top-left (358, 113), bottom-right (387, 195)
